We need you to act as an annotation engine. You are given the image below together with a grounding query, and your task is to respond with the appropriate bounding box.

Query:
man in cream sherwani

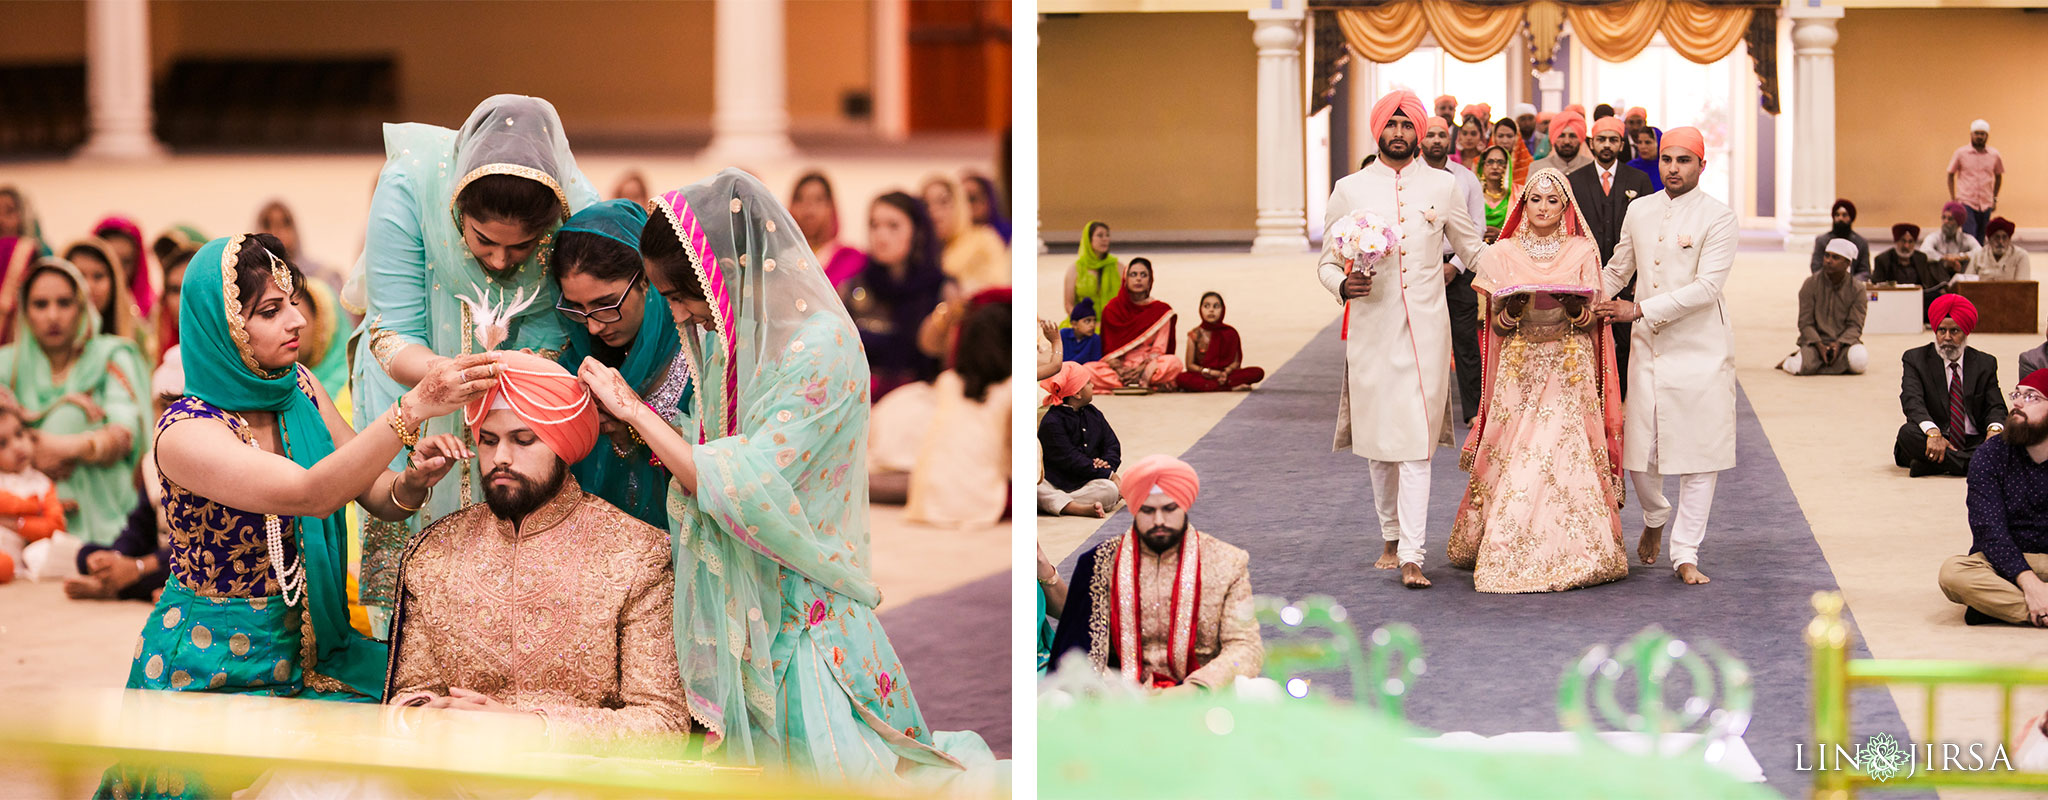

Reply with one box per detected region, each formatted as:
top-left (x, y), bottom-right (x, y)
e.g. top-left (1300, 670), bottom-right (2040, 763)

top-left (1596, 126), bottom-right (1739, 586)
top-left (1318, 90), bottom-right (1486, 589)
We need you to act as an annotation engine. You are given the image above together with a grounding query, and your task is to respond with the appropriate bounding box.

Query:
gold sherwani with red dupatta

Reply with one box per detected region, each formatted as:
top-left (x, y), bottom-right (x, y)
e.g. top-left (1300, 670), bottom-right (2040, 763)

top-left (1082, 530), bottom-right (1263, 688)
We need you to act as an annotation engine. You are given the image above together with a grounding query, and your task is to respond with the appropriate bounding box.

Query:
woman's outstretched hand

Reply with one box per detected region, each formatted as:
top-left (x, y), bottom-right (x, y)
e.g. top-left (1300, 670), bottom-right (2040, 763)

top-left (579, 357), bottom-right (648, 429)
top-left (403, 434), bottom-right (472, 489)
top-left (411, 353), bottom-right (501, 417)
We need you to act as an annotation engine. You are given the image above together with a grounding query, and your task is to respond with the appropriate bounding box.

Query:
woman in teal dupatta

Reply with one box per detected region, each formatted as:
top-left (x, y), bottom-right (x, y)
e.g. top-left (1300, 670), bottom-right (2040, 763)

top-left (583, 170), bottom-right (1002, 790)
top-left (347, 94), bottom-right (597, 636)
top-left (99, 234), bottom-right (493, 799)
top-left (0, 257), bottom-right (148, 546)
top-left (551, 198), bottom-right (692, 529)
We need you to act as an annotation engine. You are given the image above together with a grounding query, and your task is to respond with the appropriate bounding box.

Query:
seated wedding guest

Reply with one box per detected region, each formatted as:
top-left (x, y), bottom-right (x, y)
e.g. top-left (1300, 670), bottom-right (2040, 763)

top-left (612, 170), bottom-right (651, 208)
top-left (65, 351), bottom-right (181, 601)
top-left (1781, 239), bottom-right (1869, 375)
top-left (1923, 202), bottom-right (1981, 280)
top-left (152, 246), bottom-right (196, 359)
top-left (1046, 455), bottom-right (1263, 692)
top-left (64, 238), bottom-right (154, 361)
top-left (841, 192), bottom-right (944, 400)
top-left (149, 224), bottom-right (205, 268)
top-left (1898, 295), bottom-right (2006, 477)
top-left (1062, 298), bottom-right (1102, 364)
top-left (1811, 199), bottom-right (1871, 278)
top-left (0, 400), bottom-right (62, 585)
top-left (789, 171), bottom-right (868, 287)
top-left (1873, 223), bottom-right (1950, 317)
top-left (1968, 217), bottom-right (2030, 281)
top-left (962, 172), bottom-right (1012, 246)
top-left (1082, 258), bottom-right (1183, 391)
top-left (1037, 362), bottom-right (1120, 517)
top-left (922, 175), bottom-right (1008, 294)
top-left (386, 352), bottom-right (687, 737)
top-left (905, 294), bottom-right (1011, 529)
top-left (2022, 330), bottom-right (2048, 381)
top-left (1175, 292), bottom-right (1264, 392)
top-left (1939, 368), bottom-right (2048, 626)
top-left (257, 200), bottom-right (338, 293)
top-left (1067, 221), bottom-right (1120, 319)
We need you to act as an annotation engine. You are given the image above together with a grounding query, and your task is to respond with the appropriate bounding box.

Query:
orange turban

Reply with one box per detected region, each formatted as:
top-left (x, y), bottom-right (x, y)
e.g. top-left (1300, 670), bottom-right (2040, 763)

top-left (1590, 116), bottom-right (1626, 139)
top-left (1426, 115), bottom-right (1451, 134)
top-left (1565, 104), bottom-right (1585, 117)
top-left (1371, 90), bottom-right (1428, 142)
top-left (1549, 111), bottom-right (1587, 141)
top-left (1661, 126), bottom-right (1706, 159)
top-left (1473, 103), bottom-right (1492, 124)
top-left (1626, 106), bottom-right (1648, 123)
top-left (1435, 94), bottom-right (1456, 109)
top-left (464, 351), bottom-right (599, 464)
top-left (1120, 454), bottom-right (1201, 514)
top-left (1929, 294), bottom-right (1978, 336)
top-left (1040, 361), bottom-right (1089, 407)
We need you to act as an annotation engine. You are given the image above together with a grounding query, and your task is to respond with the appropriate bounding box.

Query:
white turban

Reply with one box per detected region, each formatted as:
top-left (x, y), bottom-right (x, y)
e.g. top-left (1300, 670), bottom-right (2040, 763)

top-left (1971, 119), bottom-right (1990, 133)
top-left (1514, 103), bottom-right (1539, 117)
top-left (1825, 238), bottom-right (1859, 264)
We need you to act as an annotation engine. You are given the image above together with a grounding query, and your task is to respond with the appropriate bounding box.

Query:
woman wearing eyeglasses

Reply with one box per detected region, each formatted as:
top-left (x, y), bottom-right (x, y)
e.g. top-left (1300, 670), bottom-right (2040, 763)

top-left (550, 199), bottom-right (694, 529)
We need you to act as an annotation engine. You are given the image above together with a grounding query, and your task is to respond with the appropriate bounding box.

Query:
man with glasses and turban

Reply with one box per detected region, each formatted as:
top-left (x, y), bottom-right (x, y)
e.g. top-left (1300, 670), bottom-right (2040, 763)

top-left (384, 352), bottom-right (687, 738)
top-left (1046, 455), bottom-right (1263, 693)
top-left (1897, 295), bottom-right (2008, 478)
top-left (1967, 217), bottom-right (2030, 282)
top-left (1939, 368), bottom-right (2048, 626)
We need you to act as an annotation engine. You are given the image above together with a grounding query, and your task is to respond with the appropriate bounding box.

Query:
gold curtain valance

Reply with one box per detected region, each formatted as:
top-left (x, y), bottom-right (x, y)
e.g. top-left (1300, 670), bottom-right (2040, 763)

top-left (1327, 0), bottom-right (1760, 70)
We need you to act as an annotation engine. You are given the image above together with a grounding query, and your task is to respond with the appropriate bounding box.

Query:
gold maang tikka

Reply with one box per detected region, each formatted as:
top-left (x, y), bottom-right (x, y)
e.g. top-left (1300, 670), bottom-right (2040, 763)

top-left (263, 246), bottom-right (294, 297)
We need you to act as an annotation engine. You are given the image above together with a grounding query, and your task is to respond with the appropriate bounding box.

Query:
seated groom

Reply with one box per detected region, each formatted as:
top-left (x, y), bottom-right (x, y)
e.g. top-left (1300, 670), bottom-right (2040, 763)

top-left (1939, 369), bottom-right (2048, 626)
top-left (1897, 296), bottom-right (2007, 477)
top-left (1781, 238), bottom-right (1869, 375)
top-left (386, 352), bottom-right (687, 738)
top-left (1047, 455), bottom-right (1263, 693)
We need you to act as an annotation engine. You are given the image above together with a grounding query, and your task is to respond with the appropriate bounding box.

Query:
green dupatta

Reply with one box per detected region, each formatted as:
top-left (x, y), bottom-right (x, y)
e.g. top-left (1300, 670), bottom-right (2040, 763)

top-left (0, 258), bottom-right (146, 545)
top-left (1071, 220), bottom-right (1120, 317)
top-left (184, 235), bottom-right (387, 698)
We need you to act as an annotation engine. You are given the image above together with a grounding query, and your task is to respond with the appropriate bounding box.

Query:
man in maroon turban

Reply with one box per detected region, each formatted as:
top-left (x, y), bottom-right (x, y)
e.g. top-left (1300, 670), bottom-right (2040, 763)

top-left (1897, 294), bottom-right (2008, 477)
top-left (1811, 198), bottom-right (1870, 278)
top-left (1967, 216), bottom-right (2030, 281)
top-left (1046, 455), bottom-right (1264, 692)
top-left (1924, 202), bottom-right (1982, 278)
top-left (1938, 368), bottom-right (2048, 626)
top-left (388, 352), bottom-right (687, 735)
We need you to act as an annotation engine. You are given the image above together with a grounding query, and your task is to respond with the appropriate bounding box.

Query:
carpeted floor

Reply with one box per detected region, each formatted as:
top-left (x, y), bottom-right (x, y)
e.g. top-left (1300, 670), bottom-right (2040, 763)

top-left (879, 571), bottom-right (1012, 758)
top-left (1054, 319), bottom-right (1927, 794)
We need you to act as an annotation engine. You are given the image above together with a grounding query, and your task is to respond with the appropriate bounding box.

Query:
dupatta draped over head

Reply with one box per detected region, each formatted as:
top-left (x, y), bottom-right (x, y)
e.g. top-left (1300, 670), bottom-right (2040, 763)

top-left (1462, 168), bottom-right (1624, 496)
top-left (92, 216), bottom-right (159, 319)
top-left (347, 94), bottom-right (597, 609)
top-left (183, 235), bottom-right (388, 697)
top-left (1072, 221), bottom-right (1119, 315)
top-left (0, 258), bottom-right (148, 545)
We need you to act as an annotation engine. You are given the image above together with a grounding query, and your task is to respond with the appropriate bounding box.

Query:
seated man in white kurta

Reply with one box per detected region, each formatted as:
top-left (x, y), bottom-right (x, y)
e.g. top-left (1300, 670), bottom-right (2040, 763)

top-left (1316, 89), bottom-right (1486, 589)
top-left (1595, 126), bottom-right (1740, 586)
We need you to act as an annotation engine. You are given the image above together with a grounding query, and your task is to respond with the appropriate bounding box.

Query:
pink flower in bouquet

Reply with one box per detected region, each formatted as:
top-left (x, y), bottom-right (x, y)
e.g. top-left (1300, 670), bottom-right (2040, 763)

top-left (1330, 211), bottom-right (1401, 273)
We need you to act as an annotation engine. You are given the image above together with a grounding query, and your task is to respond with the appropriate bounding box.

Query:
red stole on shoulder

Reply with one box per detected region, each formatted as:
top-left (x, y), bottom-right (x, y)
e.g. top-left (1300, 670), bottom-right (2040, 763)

top-left (1109, 529), bottom-right (1203, 687)
top-left (1101, 293), bottom-right (1176, 358)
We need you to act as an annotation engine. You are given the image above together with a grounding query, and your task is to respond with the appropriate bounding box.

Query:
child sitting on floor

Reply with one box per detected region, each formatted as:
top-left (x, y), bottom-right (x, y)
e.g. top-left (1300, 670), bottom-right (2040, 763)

top-left (1037, 362), bottom-right (1120, 517)
top-left (0, 401), bottom-right (66, 584)
top-left (1061, 298), bottom-right (1103, 364)
top-left (1176, 291), bottom-right (1266, 392)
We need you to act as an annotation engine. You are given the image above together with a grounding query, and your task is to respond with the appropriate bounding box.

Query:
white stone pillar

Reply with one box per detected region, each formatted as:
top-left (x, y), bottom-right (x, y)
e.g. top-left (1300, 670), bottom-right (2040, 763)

top-left (1784, 4), bottom-right (1842, 250)
top-left (75, 0), bottom-right (167, 161)
top-left (1250, 7), bottom-right (1309, 253)
top-left (705, 0), bottom-right (795, 164)
top-left (872, 0), bottom-right (909, 142)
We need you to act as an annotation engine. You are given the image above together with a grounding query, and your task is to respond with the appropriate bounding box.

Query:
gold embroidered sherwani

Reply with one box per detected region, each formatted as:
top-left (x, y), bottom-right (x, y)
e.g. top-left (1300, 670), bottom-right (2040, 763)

top-left (385, 475), bottom-right (687, 739)
top-left (1082, 533), bottom-right (1263, 688)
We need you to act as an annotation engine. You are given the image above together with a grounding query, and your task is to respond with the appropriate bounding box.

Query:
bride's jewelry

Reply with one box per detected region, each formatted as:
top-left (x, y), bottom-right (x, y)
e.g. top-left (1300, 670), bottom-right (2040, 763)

top-left (1518, 227), bottom-right (1565, 261)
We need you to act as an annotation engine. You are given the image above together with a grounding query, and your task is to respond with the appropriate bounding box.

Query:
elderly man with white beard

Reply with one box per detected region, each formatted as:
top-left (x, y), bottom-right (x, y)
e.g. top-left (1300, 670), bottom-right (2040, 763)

top-left (1897, 295), bottom-right (2007, 478)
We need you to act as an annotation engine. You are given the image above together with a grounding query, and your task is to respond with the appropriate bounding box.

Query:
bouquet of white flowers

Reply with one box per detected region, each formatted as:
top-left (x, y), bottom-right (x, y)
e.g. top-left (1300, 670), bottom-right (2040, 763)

top-left (1326, 211), bottom-right (1401, 274)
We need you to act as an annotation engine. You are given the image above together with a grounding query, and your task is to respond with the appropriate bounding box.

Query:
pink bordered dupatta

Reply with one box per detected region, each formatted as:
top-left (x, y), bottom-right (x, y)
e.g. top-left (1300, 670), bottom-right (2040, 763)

top-left (1109, 528), bottom-right (1204, 687)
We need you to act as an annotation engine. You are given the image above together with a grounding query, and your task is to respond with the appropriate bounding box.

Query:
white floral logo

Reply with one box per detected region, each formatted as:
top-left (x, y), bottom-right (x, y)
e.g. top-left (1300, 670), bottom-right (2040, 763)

top-left (1861, 733), bottom-right (1910, 783)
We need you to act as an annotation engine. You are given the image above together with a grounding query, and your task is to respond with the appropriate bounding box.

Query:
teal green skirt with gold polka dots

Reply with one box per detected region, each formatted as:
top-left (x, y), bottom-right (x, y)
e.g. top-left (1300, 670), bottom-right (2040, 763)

top-left (94, 578), bottom-right (377, 799)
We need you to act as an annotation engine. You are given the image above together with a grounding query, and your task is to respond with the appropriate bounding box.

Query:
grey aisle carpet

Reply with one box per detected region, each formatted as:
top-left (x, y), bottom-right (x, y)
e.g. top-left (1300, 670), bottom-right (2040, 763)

top-left (1055, 320), bottom-right (1922, 795)
top-left (879, 570), bottom-right (1011, 758)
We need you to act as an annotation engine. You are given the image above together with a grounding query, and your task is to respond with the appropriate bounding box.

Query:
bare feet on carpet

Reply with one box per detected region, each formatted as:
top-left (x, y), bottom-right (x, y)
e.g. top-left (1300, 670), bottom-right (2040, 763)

top-left (1374, 541), bottom-right (1400, 570)
top-left (1677, 563), bottom-right (1711, 585)
top-left (1638, 525), bottom-right (1663, 565)
top-left (1061, 500), bottom-right (1107, 518)
top-left (1400, 563), bottom-right (1431, 588)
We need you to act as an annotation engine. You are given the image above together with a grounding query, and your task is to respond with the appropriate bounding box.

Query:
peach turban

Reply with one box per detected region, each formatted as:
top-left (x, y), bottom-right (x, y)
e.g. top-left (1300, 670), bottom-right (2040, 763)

top-left (1120, 454), bottom-right (1201, 514)
top-left (1040, 361), bottom-right (1089, 407)
top-left (1426, 115), bottom-right (1451, 134)
top-left (1549, 111), bottom-right (1587, 141)
top-left (1371, 90), bottom-right (1428, 141)
top-left (1929, 293), bottom-right (1978, 336)
top-left (464, 351), bottom-right (599, 464)
top-left (1435, 94), bottom-right (1456, 109)
top-left (1590, 116), bottom-right (1626, 140)
top-left (1565, 104), bottom-right (1585, 117)
top-left (1661, 126), bottom-right (1706, 159)
top-left (1626, 107), bottom-right (1648, 123)
top-left (1474, 103), bottom-right (1493, 123)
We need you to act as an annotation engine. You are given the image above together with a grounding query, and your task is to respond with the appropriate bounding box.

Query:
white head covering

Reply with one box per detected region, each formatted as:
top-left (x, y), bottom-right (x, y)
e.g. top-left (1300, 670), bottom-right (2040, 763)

top-left (1824, 238), bottom-right (1859, 264)
top-left (1514, 103), bottom-right (1539, 117)
top-left (152, 344), bottom-right (185, 398)
top-left (1971, 119), bottom-right (1991, 133)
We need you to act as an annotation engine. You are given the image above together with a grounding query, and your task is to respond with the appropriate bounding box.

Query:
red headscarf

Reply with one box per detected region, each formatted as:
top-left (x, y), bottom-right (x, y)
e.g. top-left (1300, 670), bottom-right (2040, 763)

top-left (1099, 261), bottom-right (1175, 357)
top-left (464, 351), bottom-right (599, 464)
top-left (1120, 454), bottom-right (1201, 514)
top-left (1370, 90), bottom-right (1429, 146)
top-left (92, 215), bottom-right (157, 318)
top-left (1929, 294), bottom-right (1978, 335)
top-left (2020, 369), bottom-right (2048, 397)
top-left (1193, 293), bottom-right (1243, 372)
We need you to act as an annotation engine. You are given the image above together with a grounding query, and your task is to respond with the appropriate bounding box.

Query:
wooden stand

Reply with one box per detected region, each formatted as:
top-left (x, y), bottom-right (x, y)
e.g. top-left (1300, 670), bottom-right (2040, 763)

top-left (1953, 280), bottom-right (2038, 334)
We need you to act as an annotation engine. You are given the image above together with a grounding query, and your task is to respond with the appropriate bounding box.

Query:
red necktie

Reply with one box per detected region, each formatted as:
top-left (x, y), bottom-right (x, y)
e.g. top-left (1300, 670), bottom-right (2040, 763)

top-left (1601, 171), bottom-right (1612, 196)
top-left (1948, 362), bottom-right (1966, 442)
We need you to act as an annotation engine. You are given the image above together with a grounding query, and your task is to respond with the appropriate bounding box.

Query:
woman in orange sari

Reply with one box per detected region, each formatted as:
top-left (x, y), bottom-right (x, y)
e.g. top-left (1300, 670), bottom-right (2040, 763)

top-left (1084, 257), bottom-right (1183, 392)
top-left (1446, 167), bottom-right (1627, 593)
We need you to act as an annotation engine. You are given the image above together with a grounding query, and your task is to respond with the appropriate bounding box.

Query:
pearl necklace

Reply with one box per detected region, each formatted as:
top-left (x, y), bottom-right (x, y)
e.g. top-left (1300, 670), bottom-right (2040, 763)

top-left (235, 411), bottom-right (304, 607)
top-left (1518, 228), bottom-right (1565, 261)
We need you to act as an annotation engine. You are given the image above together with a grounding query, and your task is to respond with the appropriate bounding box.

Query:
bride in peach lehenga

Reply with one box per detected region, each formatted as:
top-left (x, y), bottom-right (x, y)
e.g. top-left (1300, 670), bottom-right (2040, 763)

top-left (1446, 167), bottom-right (1628, 593)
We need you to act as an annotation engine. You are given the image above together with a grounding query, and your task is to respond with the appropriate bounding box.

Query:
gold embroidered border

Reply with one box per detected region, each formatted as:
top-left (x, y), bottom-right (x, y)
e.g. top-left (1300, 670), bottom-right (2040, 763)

top-left (1169, 531), bottom-right (1202, 680)
top-left (218, 235), bottom-right (287, 379)
top-left (1085, 537), bottom-right (1117, 676)
top-left (1113, 533), bottom-right (1140, 684)
top-left (449, 164), bottom-right (572, 224)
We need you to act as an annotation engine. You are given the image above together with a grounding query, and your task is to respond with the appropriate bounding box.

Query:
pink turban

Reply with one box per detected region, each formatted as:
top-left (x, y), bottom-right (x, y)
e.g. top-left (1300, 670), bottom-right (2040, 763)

top-left (1473, 103), bottom-right (1492, 123)
top-left (1120, 454), bottom-right (1201, 514)
top-left (1426, 115), bottom-right (1451, 134)
top-left (1371, 90), bottom-right (1428, 141)
top-left (1590, 116), bottom-right (1626, 140)
top-left (1942, 202), bottom-right (1969, 225)
top-left (1565, 104), bottom-right (1586, 117)
top-left (1661, 126), bottom-right (1706, 159)
top-left (464, 351), bottom-right (599, 464)
top-left (1929, 293), bottom-right (1978, 336)
top-left (1435, 94), bottom-right (1456, 109)
top-left (1626, 107), bottom-right (1648, 123)
top-left (1040, 361), bottom-right (1088, 407)
top-left (1549, 111), bottom-right (1587, 141)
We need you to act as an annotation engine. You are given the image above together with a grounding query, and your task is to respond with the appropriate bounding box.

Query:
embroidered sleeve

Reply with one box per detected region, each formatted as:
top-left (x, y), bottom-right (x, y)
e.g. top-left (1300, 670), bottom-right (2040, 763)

top-left (1185, 554), bottom-right (1265, 690)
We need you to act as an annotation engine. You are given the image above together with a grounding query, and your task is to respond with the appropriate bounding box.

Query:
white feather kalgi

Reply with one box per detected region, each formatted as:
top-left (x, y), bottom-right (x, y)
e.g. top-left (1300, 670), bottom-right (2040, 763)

top-left (455, 283), bottom-right (541, 351)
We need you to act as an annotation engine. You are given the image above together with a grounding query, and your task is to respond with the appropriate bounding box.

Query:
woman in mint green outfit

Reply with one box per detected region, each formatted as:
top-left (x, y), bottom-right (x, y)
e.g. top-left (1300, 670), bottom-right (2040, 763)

top-left (97, 234), bottom-right (493, 799)
top-left (347, 94), bottom-right (597, 635)
top-left (584, 170), bottom-right (1003, 790)
top-left (0, 257), bottom-right (147, 546)
top-left (550, 198), bottom-right (692, 530)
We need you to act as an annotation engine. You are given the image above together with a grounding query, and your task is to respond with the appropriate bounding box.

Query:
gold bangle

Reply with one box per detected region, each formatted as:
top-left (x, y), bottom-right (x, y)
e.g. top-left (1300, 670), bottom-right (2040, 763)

top-left (389, 396), bottom-right (422, 449)
top-left (390, 478), bottom-right (429, 513)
